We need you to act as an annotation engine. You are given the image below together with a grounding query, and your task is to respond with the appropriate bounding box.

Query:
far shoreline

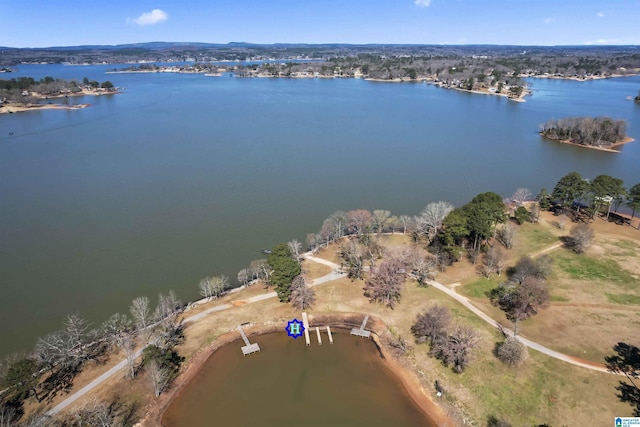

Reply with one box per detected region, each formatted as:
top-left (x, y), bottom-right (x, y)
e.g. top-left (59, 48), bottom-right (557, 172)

top-left (525, 72), bottom-right (640, 82)
top-left (0, 89), bottom-right (120, 114)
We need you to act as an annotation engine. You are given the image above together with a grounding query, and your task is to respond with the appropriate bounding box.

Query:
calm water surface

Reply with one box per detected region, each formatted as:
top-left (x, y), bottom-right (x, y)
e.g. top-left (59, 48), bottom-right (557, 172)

top-left (161, 331), bottom-right (435, 427)
top-left (1, 65), bottom-right (639, 354)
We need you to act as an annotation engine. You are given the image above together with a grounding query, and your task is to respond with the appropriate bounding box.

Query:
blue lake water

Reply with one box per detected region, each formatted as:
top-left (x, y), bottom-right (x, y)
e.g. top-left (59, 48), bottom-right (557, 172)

top-left (1, 65), bottom-right (639, 354)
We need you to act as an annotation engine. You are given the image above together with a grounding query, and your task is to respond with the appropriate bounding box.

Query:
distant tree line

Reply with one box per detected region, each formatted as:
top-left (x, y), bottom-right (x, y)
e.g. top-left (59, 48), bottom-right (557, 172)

top-left (540, 116), bottom-right (628, 147)
top-left (0, 76), bottom-right (115, 104)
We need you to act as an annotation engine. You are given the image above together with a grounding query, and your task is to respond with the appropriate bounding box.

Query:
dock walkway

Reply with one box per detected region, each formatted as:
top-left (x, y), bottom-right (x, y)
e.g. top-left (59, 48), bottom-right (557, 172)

top-left (350, 314), bottom-right (371, 338)
top-left (237, 325), bottom-right (260, 355)
top-left (302, 312), bottom-right (311, 346)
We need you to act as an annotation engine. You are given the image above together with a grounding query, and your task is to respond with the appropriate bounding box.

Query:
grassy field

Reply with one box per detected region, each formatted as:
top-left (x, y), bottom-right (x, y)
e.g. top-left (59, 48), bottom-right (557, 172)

top-left (375, 210), bottom-right (640, 423)
top-left (460, 276), bottom-right (501, 299)
top-left (511, 223), bottom-right (559, 258)
top-left (554, 252), bottom-right (636, 287)
top-left (311, 260), bottom-right (631, 425)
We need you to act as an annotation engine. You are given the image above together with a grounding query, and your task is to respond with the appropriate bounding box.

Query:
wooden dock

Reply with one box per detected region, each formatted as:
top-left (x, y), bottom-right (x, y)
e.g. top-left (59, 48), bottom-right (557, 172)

top-left (326, 326), bottom-right (333, 344)
top-left (350, 314), bottom-right (371, 338)
top-left (237, 325), bottom-right (260, 355)
top-left (302, 312), bottom-right (311, 346)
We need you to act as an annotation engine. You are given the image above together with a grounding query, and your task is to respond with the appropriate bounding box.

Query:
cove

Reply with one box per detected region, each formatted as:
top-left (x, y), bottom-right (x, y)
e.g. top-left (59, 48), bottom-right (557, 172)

top-left (161, 331), bottom-right (437, 427)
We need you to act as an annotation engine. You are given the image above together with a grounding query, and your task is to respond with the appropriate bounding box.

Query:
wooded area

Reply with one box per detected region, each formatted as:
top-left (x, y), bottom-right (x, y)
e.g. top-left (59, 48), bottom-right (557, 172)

top-left (540, 116), bottom-right (628, 147)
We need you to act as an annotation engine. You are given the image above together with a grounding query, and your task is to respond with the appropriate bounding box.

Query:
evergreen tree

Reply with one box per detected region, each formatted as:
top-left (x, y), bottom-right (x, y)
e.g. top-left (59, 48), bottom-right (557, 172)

top-left (267, 243), bottom-right (301, 302)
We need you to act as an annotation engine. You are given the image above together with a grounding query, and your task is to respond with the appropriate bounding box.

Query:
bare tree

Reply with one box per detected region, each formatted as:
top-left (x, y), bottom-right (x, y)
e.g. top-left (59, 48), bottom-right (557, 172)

top-left (480, 246), bottom-right (506, 278)
top-left (347, 209), bottom-right (372, 236)
top-left (288, 239), bottom-right (302, 260)
top-left (372, 209), bottom-right (391, 235)
top-left (237, 268), bottom-right (251, 286)
top-left (569, 224), bottom-right (594, 254)
top-left (497, 222), bottom-right (517, 249)
top-left (411, 255), bottom-right (437, 286)
top-left (319, 219), bottom-right (336, 246)
top-left (249, 259), bottom-right (272, 285)
top-left (36, 314), bottom-right (93, 372)
top-left (119, 333), bottom-right (137, 380)
top-left (398, 215), bottom-right (412, 235)
top-left (306, 233), bottom-right (320, 252)
top-left (358, 233), bottom-right (384, 270)
top-left (64, 314), bottom-right (90, 350)
top-left (150, 316), bottom-right (185, 351)
top-left (209, 275), bottom-right (229, 299)
top-left (339, 240), bottom-right (366, 279)
top-left (511, 188), bottom-right (531, 206)
top-left (36, 331), bottom-right (74, 370)
top-left (101, 313), bottom-right (131, 349)
top-left (130, 296), bottom-right (151, 330)
top-left (557, 215), bottom-right (568, 230)
top-left (411, 305), bottom-right (451, 344)
top-left (490, 276), bottom-right (549, 335)
top-left (199, 277), bottom-right (213, 300)
top-left (364, 257), bottom-right (406, 309)
top-left (328, 210), bottom-right (348, 240)
top-left (72, 399), bottom-right (117, 427)
top-left (290, 276), bottom-right (316, 310)
top-left (405, 246), bottom-right (436, 286)
top-left (153, 291), bottom-right (181, 322)
top-left (418, 201), bottom-right (455, 240)
top-left (431, 325), bottom-right (479, 373)
top-left (147, 360), bottom-right (170, 397)
top-left (496, 336), bottom-right (528, 366)
top-left (512, 255), bottom-right (553, 283)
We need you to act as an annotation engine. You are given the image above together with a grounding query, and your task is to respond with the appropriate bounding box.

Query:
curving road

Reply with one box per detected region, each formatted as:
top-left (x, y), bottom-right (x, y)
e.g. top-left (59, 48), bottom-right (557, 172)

top-left (424, 279), bottom-right (609, 373)
top-left (307, 253), bottom-right (610, 373)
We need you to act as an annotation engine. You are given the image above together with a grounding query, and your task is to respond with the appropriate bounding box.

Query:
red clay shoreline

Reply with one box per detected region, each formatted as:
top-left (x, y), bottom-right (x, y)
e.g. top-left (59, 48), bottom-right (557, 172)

top-left (147, 313), bottom-right (457, 427)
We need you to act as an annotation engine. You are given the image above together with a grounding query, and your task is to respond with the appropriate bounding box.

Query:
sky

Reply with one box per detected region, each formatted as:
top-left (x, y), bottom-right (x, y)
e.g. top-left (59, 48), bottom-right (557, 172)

top-left (1, 0), bottom-right (639, 48)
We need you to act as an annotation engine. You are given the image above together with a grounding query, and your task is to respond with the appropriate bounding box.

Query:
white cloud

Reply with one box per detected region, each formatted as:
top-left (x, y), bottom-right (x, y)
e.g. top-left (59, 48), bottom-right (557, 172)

top-left (414, 0), bottom-right (432, 8)
top-left (597, 12), bottom-right (605, 17)
top-left (129, 9), bottom-right (168, 26)
top-left (583, 38), bottom-right (620, 45)
top-left (543, 17), bottom-right (554, 24)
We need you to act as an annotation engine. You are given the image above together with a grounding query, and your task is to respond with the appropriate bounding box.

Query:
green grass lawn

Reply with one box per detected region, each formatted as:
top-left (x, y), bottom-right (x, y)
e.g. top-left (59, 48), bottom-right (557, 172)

top-left (514, 224), bottom-right (559, 257)
top-left (555, 251), bottom-right (636, 289)
top-left (460, 276), bottom-right (501, 299)
top-left (605, 293), bottom-right (640, 305)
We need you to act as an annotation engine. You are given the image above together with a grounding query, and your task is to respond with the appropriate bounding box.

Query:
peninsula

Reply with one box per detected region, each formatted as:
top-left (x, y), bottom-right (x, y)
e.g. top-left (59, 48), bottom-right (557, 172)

top-left (540, 116), bottom-right (634, 152)
top-left (0, 76), bottom-right (119, 114)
